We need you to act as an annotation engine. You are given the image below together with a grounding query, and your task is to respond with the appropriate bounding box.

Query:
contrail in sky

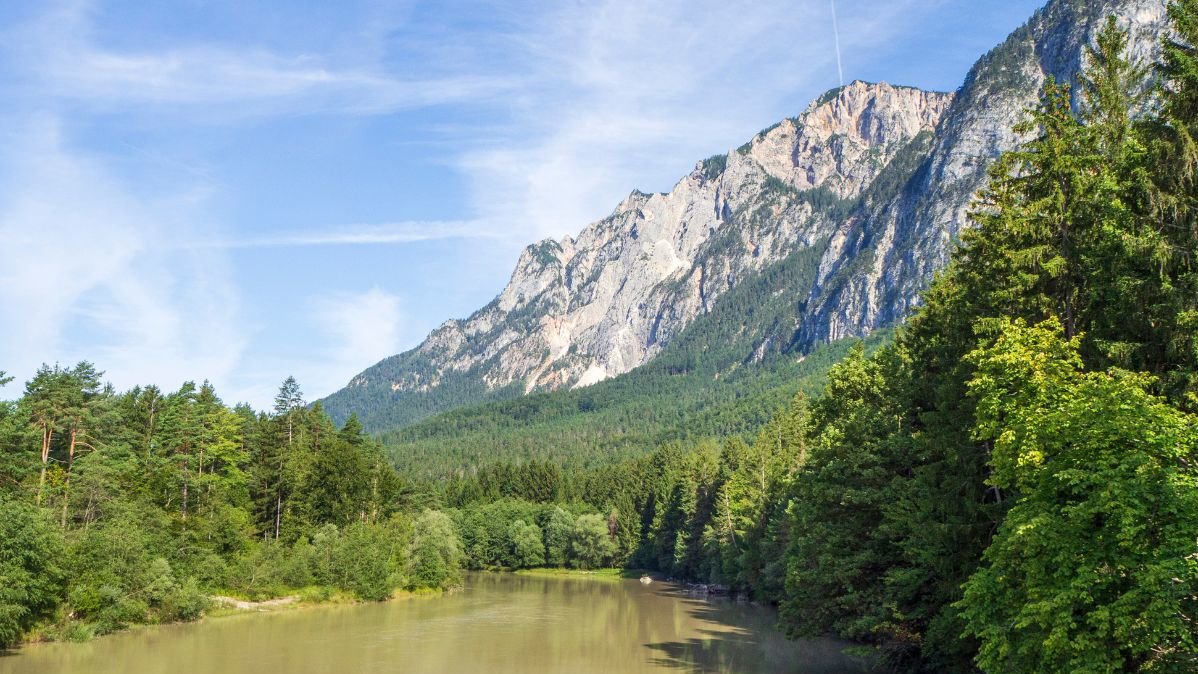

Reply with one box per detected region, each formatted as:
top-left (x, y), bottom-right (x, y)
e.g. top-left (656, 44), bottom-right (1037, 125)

top-left (830, 0), bottom-right (844, 86)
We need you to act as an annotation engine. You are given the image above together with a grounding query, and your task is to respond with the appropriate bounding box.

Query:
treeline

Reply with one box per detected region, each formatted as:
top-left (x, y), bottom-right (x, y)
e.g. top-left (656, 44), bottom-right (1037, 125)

top-left (434, 397), bottom-right (809, 597)
top-left (0, 372), bottom-right (465, 647)
top-left (424, 13), bottom-right (1198, 674)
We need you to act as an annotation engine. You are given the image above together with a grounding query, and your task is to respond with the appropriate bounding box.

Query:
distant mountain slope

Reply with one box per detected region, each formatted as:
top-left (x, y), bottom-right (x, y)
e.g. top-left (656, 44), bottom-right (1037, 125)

top-left (323, 0), bottom-right (1169, 435)
top-left (325, 82), bottom-right (951, 430)
top-left (380, 332), bottom-right (894, 479)
top-left (383, 207), bottom-right (905, 476)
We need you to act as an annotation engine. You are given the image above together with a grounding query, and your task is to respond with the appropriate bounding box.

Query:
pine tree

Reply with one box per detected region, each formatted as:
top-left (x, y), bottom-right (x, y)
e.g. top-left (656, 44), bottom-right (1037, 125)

top-left (1145, 0), bottom-right (1198, 407)
top-left (781, 346), bottom-right (905, 642)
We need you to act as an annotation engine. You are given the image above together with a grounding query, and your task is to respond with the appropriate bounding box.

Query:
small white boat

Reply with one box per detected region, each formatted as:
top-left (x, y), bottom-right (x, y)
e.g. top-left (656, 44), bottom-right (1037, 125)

top-left (639, 575), bottom-right (652, 585)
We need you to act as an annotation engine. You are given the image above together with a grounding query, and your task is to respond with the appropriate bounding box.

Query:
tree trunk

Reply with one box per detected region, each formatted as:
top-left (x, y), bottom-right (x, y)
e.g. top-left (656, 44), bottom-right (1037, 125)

top-left (197, 446), bottom-right (204, 514)
top-left (370, 472), bottom-right (379, 524)
top-left (181, 443), bottom-right (190, 523)
top-left (720, 490), bottom-right (737, 546)
top-left (36, 425), bottom-right (52, 506)
top-left (147, 404), bottom-right (157, 461)
top-left (60, 429), bottom-right (76, 528)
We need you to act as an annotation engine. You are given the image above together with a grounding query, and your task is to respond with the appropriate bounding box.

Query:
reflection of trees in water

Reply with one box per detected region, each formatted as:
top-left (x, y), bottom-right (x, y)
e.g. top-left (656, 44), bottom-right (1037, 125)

top-left (642, 592), bottom-right (873, 674)
top-left (485, 574), bottom-right (872, 673)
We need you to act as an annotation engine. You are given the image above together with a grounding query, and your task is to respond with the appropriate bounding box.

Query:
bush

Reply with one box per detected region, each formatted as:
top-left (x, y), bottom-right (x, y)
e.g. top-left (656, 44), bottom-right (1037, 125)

top-left (570, 514), bottom-right (616, 570)
top-left (161, 578), bottom-right (209, 622)
top-left (0, 498), bottom-right (66, 648)
top-left (333, 522), bottom-right (395, 601)
top-left (507, 520), bottom-right (545, 568)
top-left (408, 510), bottom-right (462, 589)
top-left (542, 508), bottom-right (574, 567)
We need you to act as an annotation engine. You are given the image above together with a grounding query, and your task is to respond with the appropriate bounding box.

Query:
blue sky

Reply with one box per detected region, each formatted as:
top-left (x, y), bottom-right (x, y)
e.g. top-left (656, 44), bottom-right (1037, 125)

top-left (0, 0), bottom-right (1045, 409)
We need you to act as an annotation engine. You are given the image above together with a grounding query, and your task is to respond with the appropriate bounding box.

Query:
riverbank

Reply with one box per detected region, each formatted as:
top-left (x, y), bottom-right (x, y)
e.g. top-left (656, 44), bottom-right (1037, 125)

top-left (18, 569), bottom-right (706, 649)
top-left (210, 595), bottom-right (300, 611)
top-left (205, 584), bottom-right (450, 618)
top-left (14, 584), bottom-right (454, 648)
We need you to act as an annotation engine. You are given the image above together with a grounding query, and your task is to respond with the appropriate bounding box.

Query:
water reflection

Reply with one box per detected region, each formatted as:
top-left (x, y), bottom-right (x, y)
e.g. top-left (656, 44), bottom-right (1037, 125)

top-left (1, 572), bottom-right (870, 674)
top-left (642, 586), bottom-right (871, 674)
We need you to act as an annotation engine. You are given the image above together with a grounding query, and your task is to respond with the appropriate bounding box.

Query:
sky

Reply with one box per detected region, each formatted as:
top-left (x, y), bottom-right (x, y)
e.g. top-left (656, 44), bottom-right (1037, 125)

top-left (0, 0), bottom-right (1047, 410)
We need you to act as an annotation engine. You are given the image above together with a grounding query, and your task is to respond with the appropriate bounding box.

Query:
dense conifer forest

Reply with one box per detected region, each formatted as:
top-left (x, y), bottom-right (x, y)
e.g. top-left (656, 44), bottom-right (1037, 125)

top-left (5, 8), bottom-right (1198, 674)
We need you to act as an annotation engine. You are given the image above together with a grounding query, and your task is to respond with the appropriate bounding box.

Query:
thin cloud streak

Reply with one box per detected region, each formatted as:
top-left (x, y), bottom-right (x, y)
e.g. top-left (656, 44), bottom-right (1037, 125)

top-left (173, 220), bottom-right (505, 250)
top-left (831, 0), bottom-right (845, 86)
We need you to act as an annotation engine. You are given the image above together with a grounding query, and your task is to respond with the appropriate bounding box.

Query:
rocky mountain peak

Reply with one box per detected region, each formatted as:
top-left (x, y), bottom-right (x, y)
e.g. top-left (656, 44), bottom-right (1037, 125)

top-left (326, 80), bottom-right (954, 426)
top-left (745, 81), bottom-right (953, 198)
top-left (322, 0), bottom-right (1170, 434)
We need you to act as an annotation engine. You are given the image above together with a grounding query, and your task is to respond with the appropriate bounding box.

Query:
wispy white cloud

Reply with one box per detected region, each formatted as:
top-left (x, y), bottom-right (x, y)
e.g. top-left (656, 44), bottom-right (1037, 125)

top-left (5, 0), bottom-right (521, 118)
top-left (459, 0), bottom-right (929, 242)
top-left (0, 116), bottom-right (246, 397)
top-left (0, 0), bottom-right (964, 409)
top-left (306, 287), bottom-right (403, 397)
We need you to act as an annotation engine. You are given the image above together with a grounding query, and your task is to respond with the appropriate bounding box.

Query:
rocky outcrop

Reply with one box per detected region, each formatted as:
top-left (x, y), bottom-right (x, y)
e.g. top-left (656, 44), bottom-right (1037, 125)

top-left (325, 82), bottom-right (952, 429)
top-left (794, 0), bottom-right (1169, 347)
top-left (323, 0), bottom-right (1169, 432)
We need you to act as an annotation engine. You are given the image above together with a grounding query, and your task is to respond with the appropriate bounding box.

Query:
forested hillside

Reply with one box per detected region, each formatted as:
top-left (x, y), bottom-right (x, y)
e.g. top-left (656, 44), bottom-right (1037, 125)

top-left (380, 316), bottom-right (892, 478)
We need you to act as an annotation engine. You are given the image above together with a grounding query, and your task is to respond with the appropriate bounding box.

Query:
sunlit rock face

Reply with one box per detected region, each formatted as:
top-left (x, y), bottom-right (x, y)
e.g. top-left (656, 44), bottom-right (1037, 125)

top-left (323, 0), bottom-right (1168, 431)
top-left (795, 0), bottom-right (1169, 348)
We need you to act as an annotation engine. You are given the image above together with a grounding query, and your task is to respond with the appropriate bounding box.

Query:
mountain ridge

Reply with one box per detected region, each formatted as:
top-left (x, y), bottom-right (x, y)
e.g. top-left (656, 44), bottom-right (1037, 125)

top-left (325, 80), bottom-right (953, 429)
top-left (324, 0), bottom-right (1170, 434)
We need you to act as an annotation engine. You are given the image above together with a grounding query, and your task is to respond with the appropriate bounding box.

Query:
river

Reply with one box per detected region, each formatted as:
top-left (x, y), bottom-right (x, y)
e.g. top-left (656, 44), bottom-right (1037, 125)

top-left (0, 573), bottom-right (870, 674)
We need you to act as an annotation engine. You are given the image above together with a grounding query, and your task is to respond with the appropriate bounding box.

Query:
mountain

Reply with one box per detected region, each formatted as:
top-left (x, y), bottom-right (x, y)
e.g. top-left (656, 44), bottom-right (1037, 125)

top-left (323, 0), bottom-right (1170, 436)
top-left (797, 0), bottom-right (1168, 345)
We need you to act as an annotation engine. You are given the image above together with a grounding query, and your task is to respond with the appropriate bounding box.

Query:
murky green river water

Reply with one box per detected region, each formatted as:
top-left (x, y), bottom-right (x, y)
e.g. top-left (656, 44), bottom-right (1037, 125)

top-left (0, 573), bottom-right (869, 674)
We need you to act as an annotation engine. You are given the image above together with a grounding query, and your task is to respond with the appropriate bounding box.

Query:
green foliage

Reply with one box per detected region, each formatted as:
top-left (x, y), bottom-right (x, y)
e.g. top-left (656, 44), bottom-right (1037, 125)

top-left (543, 507), bottom-right (575, 567)
top-left (380, 332), bottom-right (883, 479)
top-left (0, 367), bottom-right (453, 645)
top-left (959, 319), bottom-right (1198, 674)
top-left (0, 498), bottom-right (65, 648)
top-left (813, 84), bottom-right (848, 108)
top-left (408, 510), bottom-right (462, 589)
top-left (570, 514), bottom-right (615, 570)
top-left (782, 347), bottom-right (904, 641)
top-left (507, 520), bottom-right (545, 568)
top-left (331, 521), bottom-right (404, 601)
top-left (699, 154), bottom-right (727, 181)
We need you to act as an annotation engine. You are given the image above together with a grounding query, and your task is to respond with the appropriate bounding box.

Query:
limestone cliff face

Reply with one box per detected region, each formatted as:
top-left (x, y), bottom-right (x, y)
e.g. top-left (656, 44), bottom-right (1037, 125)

top-left (324, 0), bottom-right (1168, 431)
top-left (341, 82), bottom-right (950, 411)
top-left (794, 0), bottom-right (1169, 347)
